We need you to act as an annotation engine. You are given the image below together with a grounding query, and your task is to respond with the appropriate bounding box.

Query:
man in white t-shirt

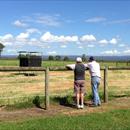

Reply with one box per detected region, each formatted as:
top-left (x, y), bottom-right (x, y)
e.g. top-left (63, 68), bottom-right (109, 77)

top-left (87, 56), bottom-right (101, 106)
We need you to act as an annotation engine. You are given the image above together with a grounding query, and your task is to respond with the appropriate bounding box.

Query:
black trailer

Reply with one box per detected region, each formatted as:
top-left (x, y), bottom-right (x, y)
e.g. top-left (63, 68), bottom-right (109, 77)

top-left (18, 51), bottom-right (42, 67)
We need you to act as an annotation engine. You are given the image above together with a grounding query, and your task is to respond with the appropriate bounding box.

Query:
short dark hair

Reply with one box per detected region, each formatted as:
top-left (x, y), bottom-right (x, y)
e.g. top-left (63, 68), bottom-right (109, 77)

top-left (89, 56), bottom-right (95, 62)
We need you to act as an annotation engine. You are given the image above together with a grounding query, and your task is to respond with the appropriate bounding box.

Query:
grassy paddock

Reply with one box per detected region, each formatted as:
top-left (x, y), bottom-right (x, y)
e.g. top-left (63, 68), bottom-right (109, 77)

top-left (0, 69), bottom-right (130, 105)
top-left (0, 59), bottom-right (130, 67)
top-left (0, 109), bottom-right (130, 130)
top-left (0, 59), bottom-right (130, 106)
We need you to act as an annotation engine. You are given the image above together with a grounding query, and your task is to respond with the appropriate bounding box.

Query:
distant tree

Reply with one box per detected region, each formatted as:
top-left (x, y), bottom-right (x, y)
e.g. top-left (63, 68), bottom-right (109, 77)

top-left (48, 55), bottom-right (54, 61)
top-left (0, 43), bottom-right (5, 58)
top-left (55, 55), bottom-right (61, 61)
top-left (63, 56), bottom-right (69, 61)
top-left (82, 54), bottom-right (87, 62)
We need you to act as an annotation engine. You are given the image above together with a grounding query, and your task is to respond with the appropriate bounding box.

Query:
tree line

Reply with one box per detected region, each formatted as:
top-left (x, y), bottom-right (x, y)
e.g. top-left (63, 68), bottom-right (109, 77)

top-left (48, 54), bottom-right (87, 61)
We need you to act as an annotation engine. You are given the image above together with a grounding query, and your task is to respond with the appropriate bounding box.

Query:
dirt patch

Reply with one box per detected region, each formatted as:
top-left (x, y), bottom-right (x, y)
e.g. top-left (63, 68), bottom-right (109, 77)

top-left (0, 97), bottom-right (130, 121)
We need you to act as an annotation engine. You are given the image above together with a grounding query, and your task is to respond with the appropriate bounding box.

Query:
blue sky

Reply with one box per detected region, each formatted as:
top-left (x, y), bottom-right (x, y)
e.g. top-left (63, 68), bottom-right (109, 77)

top-left (0, 0), bottom-right (130, 56)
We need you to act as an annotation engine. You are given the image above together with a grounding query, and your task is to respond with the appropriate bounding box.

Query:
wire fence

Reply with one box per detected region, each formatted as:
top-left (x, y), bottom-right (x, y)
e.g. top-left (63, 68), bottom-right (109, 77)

top-left (1, 66), bottom-right (130, 109)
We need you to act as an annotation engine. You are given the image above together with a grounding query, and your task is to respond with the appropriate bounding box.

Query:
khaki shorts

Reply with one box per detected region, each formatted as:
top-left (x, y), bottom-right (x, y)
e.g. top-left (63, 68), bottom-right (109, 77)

top-left (74, 80), bottom-right (85, 94)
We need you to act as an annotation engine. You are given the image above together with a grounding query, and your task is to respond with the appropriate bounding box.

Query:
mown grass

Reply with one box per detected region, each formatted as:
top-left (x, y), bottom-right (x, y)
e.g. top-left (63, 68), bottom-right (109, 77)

top-left (0, 109), bottom-right (130, 130)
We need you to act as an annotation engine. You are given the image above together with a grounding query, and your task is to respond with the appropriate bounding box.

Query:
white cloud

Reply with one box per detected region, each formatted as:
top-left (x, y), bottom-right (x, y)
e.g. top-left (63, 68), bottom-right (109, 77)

top-left (0, 34), bottom-right (14, 46)
top-left (16, 32), bottom-right (29, 42)
top-left (98, 38), bottom-right (118, 45)
top-left (99, 39), bottom-right (108, 44)
top-left (48, 51), bottom-right (57, 55)
top-left (15, 28), bottom-right (41, 44)
top-left (14, 14), bottom-right (61, 28)
top-left (85, 17), bottom-right (106, 23)
top-left (118, 44), bottom-right (125, 47)
top-left (26, 28), bottom-right (41, 34)
top-left (2, 34), bottom-right (14, 42)
top-left (40, 32), bottom-right (78, 43)
top-left (87, 44), bottom-right (95, 48)
top-left (78, 46), bottom-right (83, 49)
top-left (36, 15), bottom-right (60, 27)
top-left (80, 34), bottom-right (96, 42)
top-left (16, 32), bottom-right (29, 39)
top-left (101, 49), bottom-right (120, 55)
top-left (60, 45), bottom-right (67, 48)
top-left (107, 19), bottom-right (130, 24)
top-left (28, 38), bottom-right (41, 45)
top-left (40, 32), bottom-right (56, 42)
top-left (2, 42), bottom-right (13, 46)
top-left (123, 49), bottom-right (130, 54)
top-left (0, 31), bottom-right (42, 47)
top-left (109, 38), bottom-right (118, 44)
top-left (0, 30), bottom-right (122, 56)
top-left (13, 20), bottom-right (27, 27)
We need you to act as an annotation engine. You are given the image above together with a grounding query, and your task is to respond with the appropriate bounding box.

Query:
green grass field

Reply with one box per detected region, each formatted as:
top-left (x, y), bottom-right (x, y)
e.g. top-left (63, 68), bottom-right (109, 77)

top-left (0, 109), bottom-right (130, 130)
top-left (0, 59), bottom-right (130, 67)
top-left (0, 59), bottom-right (75, 67)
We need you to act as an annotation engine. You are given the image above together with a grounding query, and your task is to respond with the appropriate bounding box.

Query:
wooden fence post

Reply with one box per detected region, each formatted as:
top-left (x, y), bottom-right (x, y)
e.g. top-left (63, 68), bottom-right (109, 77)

top-left (104, 66), bottom-right (108, 103)
top-left (45, 67), bottom-right (49, 110)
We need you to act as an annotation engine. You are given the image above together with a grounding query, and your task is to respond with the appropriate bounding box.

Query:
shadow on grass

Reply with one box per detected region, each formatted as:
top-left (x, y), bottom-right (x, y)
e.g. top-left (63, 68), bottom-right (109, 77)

top-left (109, 94), bottom-right (130, 100)
top-left (11, 72), bottom-right (38, 76)
top-left (112, 94), bottom-right (127, 98)
top-left (33, 96), bottom-right (45, 109)
top-left (52, 96), bottom-right (76, 108)
top-left (4, 93), bottom-right (130, 111)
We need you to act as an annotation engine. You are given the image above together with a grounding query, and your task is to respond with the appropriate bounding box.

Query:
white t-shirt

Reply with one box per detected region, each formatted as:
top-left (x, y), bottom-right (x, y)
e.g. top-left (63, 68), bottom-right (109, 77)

top-left (87, 61), bottom-right (101, 78)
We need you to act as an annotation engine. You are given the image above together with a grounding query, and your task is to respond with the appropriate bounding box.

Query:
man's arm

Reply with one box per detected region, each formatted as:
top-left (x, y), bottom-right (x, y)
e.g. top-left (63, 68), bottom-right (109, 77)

top-left (84, 64), bottom-right (89, 70)
top-left (66, 64), bottom-right (75, 70)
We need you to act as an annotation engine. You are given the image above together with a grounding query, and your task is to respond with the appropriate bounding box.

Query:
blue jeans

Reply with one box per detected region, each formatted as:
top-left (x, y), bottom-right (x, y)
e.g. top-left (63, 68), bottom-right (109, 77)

top-left (91, 76), bottom-right (101, 106)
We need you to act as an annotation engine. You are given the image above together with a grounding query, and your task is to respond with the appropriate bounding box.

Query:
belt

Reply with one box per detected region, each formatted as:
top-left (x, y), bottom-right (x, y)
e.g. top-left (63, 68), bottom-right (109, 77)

top-left (91, 76), bottom-right (101, 78)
